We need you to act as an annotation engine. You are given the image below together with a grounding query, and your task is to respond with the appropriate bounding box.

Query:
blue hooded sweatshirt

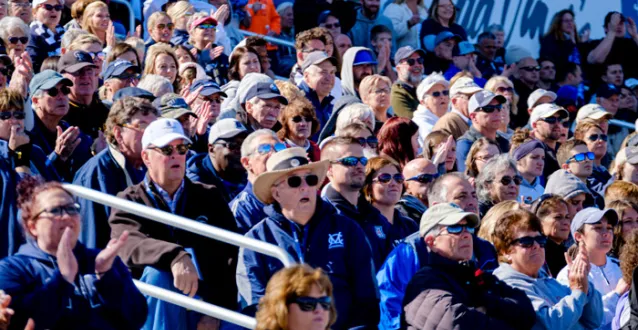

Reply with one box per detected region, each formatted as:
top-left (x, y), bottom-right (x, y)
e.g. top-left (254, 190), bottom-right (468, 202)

top-left (186, 152), bottom-right (246, 203)
top-left (0, 241), bottom-right (147, 330)
top-left (229, 182), bottom-right (266, 234)
top-left (236, 198), bottom-right (380, 329)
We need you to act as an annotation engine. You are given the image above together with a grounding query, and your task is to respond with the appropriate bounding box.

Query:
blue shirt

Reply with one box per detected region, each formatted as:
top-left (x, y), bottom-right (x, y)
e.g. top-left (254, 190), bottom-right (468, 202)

top-left (229, 182), bottom-right (266, 234)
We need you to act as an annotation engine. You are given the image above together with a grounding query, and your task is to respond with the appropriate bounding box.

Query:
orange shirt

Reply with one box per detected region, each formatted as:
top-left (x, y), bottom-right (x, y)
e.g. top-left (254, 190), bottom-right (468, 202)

top-left (243, 0), bottom-right (281, 48)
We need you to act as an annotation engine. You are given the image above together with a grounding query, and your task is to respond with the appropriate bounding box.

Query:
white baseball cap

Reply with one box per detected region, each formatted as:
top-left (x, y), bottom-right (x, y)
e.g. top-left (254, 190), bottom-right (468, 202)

top-left (33, 0), bottom-right (63, 8)
top-left (468, 90), bottom-right (506, 114)
top-left (208, 118), bottom-right (248, 144)
top-left (142, 118), bottom-right (192, 150)
top-left (575, 104), bottom-right (612, 124)
top-left (529, 103), bottom-right (568, 124)
top-left (450, 77), bottom-right (482, 97)
top-left (527, 89), bottom-right (557, 109)
top-left (416, 73), bottom-right (449, 101)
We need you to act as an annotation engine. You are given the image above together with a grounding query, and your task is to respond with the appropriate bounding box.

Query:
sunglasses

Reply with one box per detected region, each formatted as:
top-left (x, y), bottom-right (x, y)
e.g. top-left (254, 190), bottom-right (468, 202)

top-left (403, 57), bottom-right (425, 66)
top-left (151, 144), bottom-right (191, 156)
top-left (477, 104), bottom-right (503, 113)
top-left (0, 111), bottom-right (25, 120)
top-left (289, 296), bottom-right (331, 312)
top-left (322, 22), bottom-right (341, 29)
top-left (291, 115), bottom-right (313, 123)
top-left (117, 72), bottom-right (141, 81)
top-left (46, 85), bottom-right (71, 97)
top-left (41, 3), bottom-right (63, 11)
top-left (8, 36), bottom-right (28, 44)
top-left (566, 151), bottom-right (595, 164)
top-left (355, 137), bottom-right (378, 149)
top-left (0, 67), bottom-right (9, 76)
top-left (430, 90), bottom-right (449, 97)
top-left (539, 116), bottom-right (569, 128)
top-left (496, 86), bottom-right (514, 93)
top-left (374, 173), bottom-right (405, 184)
top-left (495, 175), bottom-right (523, 186)
top-left (157, 23), bottom-right (175, 30)
top-left (282, 174), bottom-right (319, 188)
top-left (197, 24), bottom-right (216, 29)
top-left (512, 235), bottom-right (547, 248)
top-left (214, 140), bottom-right (241, 151)
top-left (332, 156), bottom-right (368, 167)
top-left (31, 202), bottom-right (81, 220)
top-left (445, 224), bottom-right (475, 235)
top-left (87, 51), bottom-right (105, 61)
top-left (520, 66), bottom-right (541, 72)
top-left (256, 142), bottom-right (287, 155)
top-left (407, 173), bottom-right (440, 184)
top-left (587, 134), bottom-right (608, 142)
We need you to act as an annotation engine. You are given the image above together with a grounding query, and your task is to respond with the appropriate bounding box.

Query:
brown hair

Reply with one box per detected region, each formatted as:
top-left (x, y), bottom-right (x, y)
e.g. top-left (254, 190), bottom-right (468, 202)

top-left (574, 120), bottom-right (602, 141)
top-left (295, 28), bottom-right (327, 51)
top-left (465, 137), bottom-right (499, 178)
top-left (605, 181), bottom-right (638, 205)
top-left (544, 9), bottom-right (579, 42)
top-left (534, 195), bottom-right (568, 220)
top-left (509, 128), bottom-right (534, 156)
top-left (377, 117), bottom-right (419, 168)
top-left (0, 88), bottom-right (24, 112)
top-left (228, 46), bottom-right (261, 81)
top-left (620, 230), bottom-right (638, 283)
top-left (106, 42), bottom-right (141, 67)
top-left (608, 200), bottom-right (638, 259)
top-left (427, 0), bottom-right (457, 25)
top-left (17, 176), bottom-right (73, 238)
top-left (71, 0), bottom-right (98, 20)
top-left (105, 97), bottom-right (160, 146)
top-left (557, 139), bottom-right (587, 166)
top-left (422, 131), bottom-right (449, 159)
top-left (41, 56), bottom-right (60, 72)
top-left (363, 156), bottom-right (403, 203)
top-left (277, 98), bottom-right (320, 141)
top-left (492, 209), bottom-right (543, 263)
top-left (255, 264), bottom-right (336, 330)
top-left (144, 43), bottom-right (180, 91)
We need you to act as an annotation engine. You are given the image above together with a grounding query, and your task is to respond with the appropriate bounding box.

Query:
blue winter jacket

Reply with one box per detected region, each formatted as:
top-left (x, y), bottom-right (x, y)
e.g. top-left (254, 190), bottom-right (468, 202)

top-left (72, 147), bottom-right (146, 249)
top-left (376, 231), bottom-right (499, 329)
top-left (229, 182), bottom-right (266, 234)
top-left (186, 152), bottom-right (246, 203)
top-left (0, 241), bottom-right (147, 330)
top-left (298, 81), bottom-right (334, 142)
top-left (236, 199), bottom-right (380, 329)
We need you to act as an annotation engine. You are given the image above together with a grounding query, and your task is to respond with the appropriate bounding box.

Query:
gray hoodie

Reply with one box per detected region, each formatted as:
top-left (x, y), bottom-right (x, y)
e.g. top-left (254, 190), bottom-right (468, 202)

top-left (341, 47), bottom-right (372, 97)
top-left (493, 263), bottom-right (603, 330)
top-left (545, 169), bottom-right (592, 200)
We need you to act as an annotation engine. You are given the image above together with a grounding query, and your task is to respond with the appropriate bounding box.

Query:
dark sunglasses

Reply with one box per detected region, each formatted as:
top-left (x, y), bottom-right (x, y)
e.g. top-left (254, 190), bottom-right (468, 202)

top-left (374, 173), bottom-right (405, 184)
top-left (215, 140), bottom-right (241, 151)
top-left (431, 90), bottom-right (449, 97)
top-left (520, 66), bottom-right (541, 72)
top-left (587, 134), bottom-right (608, 142)
top-left (407, 173), bottom-right (440, 184)
top-left (496, 175), bottom-right (523, 186)
top-left (41, 3), bottom-right (63, 11)
top-left (445, 224), bottom-right (476, 235)
top-left (256, 142), bottom-right (287, 155)
top-left (566, 151), bottom-right (595, 164)
top-left (0, 111), bottom-right (25, 120)
top-left (355, 137), bottom-right (378, 149)
top-left (289, 296), bottom-right (332, 312)
top-left (512, 235), bottom-right (547, 248)
top-left (152, 144), bottom-right (191, 156)
top-left (197, 24), bottom-right (216, 29)
top-left (323, 22), bottom-right (341, 29)
top-left (157, 23), bottom-right (175, 30)
top-left (46, 85), bottom-right (71, 97)
top-left (403, 57), bottom-right (425, 66)
top-left (332, 156), bottom-right (368, 167)
top-left (118, 72), bottom-right (141, 81)
top-left (539, 116), bottom-right (569, 128)
top-left (283, 174), bottom-right (319, 188)
top-left (291, 115), bottom-right (313, 123)
top-left (87, 51), bottom-right (105, 60)
top-left (496, 86), bottom-right (514, 93)
top-left (477, 104), bottom-right (503, 113)
top-left (31, 202), bottom-right (81, 220)
top-left (0, 67), bottom-right (9, 76)
top-left (8, 36), bottom-right (28, 44)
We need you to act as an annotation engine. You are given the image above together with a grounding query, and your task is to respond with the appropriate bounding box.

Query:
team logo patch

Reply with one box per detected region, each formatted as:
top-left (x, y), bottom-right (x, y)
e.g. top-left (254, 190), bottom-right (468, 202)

top-left (328, 232), bottom-right (344, 249)
top-left (374, 226), bottom-right (386, 239)
top-left (290, 159), bottom-right (300, 167)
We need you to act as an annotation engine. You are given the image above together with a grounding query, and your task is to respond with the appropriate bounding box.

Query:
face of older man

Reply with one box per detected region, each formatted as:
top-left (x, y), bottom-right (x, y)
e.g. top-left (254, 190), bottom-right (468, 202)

top-left (304, 61), bottom-right (336, 98)
top-left (246, 97), bottom-right (282, 129)
top-left (33, 82), bottom-right (70, 118)
top-left (9, 0), bottom-right (32, 24)
top-left (63, 66), bottom-right (98, 102)
top-left (442, 175), bottom-right (478, 214)
top-left (271, 169), bottom-right (319, 216)
top-left (427, 219), bottom-right (474, 261)
top-left (396, 52), bottom-right (424, 87)
top-left (142, 139), bottom-right (189, 188)
top-left (210, 133), bottom-right (247, 180)
top-left (403, 159), bottom-right (437, 205)
top-left (242, 135), bottom-right (280, 181)
top-left (117, 112), bottom-right (157, 164)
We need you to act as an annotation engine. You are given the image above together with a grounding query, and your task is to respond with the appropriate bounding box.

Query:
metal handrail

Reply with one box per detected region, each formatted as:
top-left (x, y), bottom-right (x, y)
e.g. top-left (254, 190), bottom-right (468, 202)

top-left (609, 118), bottom-right (636, 131)
top-left (110, 0), bottom-right (136, 35)
top-left (238, 30), bottom-right (295, 49)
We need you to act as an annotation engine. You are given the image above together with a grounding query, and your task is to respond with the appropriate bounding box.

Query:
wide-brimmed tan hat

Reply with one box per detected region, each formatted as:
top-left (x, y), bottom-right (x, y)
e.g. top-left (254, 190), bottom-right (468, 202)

top-left (253, 147), bottom-right (329, 204)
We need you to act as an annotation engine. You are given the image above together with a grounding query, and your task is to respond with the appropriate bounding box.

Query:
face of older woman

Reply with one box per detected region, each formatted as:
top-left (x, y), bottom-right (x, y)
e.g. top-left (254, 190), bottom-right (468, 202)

top-left (489, 167), bottom-right (520, 203)
top-left (371, 165), bottom-right (403, 207)
top-left (192, 23), bottom-right (216, 48)
top-left (239, 52), bottom-right (261, 78)
top-left (9, 0), bottom-right (32, 24)
top-left (506, 230), bottom-right (546, 278)
top-left (91, 6), bottom-right (110, 32)
top-left (35, 0), bottom-right (62, 29)
top-left (154, 54), bottom-right (178, 83)
top-left (517, 148), bottom-right (545, 178)
top-left (620, 207), bottom-right (638, 238)
top-left (27, 188), bottom-right (81, 255)
top-left (287, 284), bottom-right (331, 330)
top-left (151, 16), bottom-right (173, 44)
top-left (365, 81), bottom-right (391, 114)
top-left (424, 84), bottom-right (450, 117)
top-left (474, 144), bottom-right (499, 173)
top-left (5, 29), bottom-right (27, 60)
top-left (540, 203), bottom-right (570, 243)
top-left (0, 108), bottom-right (24, 141)
top-left (287, 113), bottom-right (312, 141)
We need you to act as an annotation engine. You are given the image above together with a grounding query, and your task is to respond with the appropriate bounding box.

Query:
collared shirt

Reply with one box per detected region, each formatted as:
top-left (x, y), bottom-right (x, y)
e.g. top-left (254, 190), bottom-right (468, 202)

top-left (151, 179), bottom-right (185, 214)
top-left (451, 109), bottom-right (471, 126)
top-left (518, 177), bottom-right (544, 204)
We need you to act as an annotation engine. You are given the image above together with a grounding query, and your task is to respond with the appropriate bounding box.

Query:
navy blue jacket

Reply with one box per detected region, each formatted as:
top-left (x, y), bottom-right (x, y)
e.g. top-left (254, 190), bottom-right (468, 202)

top-left (26, 22), bottom-right (64, 72)
top-left (299, 80), bottom-right (334, 141)
top-left (237, 199), bottom-right (380, 329)
top-left (171, 29), bottom-right (189, 46)
top-left (195, 45), bottom-right (229, 86)
top-left (73, 147), bottom-right (146, 249)
top-left (186, 152), bottom-right (246, 203)
top-left (229, 182), bottom-right (266, 234)
top-left (0, 241), bottom-right (147, 330)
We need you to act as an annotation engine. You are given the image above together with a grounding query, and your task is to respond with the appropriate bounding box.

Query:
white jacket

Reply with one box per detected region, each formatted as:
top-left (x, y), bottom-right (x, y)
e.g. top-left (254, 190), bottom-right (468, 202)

top-left (383, 3), bottom-right (427, 49)
top-left (412, 104), bottom-right (443, 147)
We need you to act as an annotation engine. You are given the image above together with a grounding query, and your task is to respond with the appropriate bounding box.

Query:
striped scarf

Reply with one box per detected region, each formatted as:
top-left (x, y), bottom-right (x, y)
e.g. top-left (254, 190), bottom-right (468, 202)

top-left (30, 21), bottom-right (64, 56)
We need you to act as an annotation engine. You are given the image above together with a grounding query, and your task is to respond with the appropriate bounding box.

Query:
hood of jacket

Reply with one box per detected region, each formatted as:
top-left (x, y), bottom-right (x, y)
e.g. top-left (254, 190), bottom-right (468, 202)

top-left (341, 47), bottom-right (371, 97)
top-left (545, 169), bottom-right (591, 200)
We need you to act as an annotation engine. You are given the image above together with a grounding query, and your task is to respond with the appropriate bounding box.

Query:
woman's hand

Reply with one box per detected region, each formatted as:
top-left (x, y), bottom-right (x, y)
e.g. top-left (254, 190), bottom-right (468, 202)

top-left (57, 227), bottom-right (78, 284)
top-left (181, 85), bottom-right (203, 106)
top-left (211, 5), bottom-right (229, 26)
top-left (106, 21), bottom-right (116, 48)
top-left (432, 135), bottom-right (454, 165)
top-left (8, 125), bottom-right (29, 151)
top-left (194, 101), bottom-right (213, 136)
top-left (95, 231), bottom-right (129, 275)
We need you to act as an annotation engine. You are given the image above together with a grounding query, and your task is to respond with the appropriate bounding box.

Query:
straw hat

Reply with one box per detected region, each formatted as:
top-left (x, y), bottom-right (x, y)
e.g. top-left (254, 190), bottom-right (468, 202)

top-left (253, 147), bottom-right (329, 204)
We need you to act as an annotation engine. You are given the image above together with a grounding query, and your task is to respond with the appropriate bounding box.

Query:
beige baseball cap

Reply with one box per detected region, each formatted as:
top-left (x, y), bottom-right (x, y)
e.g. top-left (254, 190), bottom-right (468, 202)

top-left (419, 203), bottom-right (480, 237)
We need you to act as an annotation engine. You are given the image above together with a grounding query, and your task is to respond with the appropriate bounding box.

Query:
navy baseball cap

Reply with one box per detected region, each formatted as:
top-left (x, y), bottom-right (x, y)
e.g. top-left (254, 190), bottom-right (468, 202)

top-left (452, 41), bottom-right (476, 57)
top-left (435, 31), bottom-right (461, 47)
top-left (597, 84), bottom-right (620, 99)
top-left (243, 81), bottom-right (288, 105)
top-left (353, 49), bottom-right (377, 66)
top-left (102, 60), bottom-right (140, 80)
top-left (190, 79), bottom-right (228, 97)
top-left (113, 87), bottom-right (156, 102)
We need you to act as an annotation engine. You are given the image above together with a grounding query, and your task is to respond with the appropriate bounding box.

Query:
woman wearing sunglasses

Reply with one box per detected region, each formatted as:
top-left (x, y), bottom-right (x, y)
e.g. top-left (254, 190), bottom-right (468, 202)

top-left (574, 120), bottom-right (612, 197)
top-left (493, 209), bottom-right (604, 330)
top-left (363, 157), bottom-right (418, 244)
top-left (607, 200), bottom-right (638, 260)
top-left (475, 154), bottom-right (522, 218)
top-left (0, 176), bottom-right (147, 329)
top-left (278, 98), bottom-right (321, 161)
top-left (530, 194), bottom-right (570, 277)
top-left (187, 13), bottom-right (229, 86)
top-left (485, 75), bottom-right (519, 125)
top-left (255, 264), bottom-right (336, 330)
top-left (28, 0), bottom-right (65, 72)
top-left (0, 16), bottom-right (29, 64)
top-left (147, 11), bottom-right (174, 48)
top-left (413, 73), bottom-right (450, 145)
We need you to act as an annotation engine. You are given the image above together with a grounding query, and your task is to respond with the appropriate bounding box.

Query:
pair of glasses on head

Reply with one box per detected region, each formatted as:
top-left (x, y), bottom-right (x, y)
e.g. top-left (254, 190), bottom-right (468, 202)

top-left (279, 174), bottom-right (319, 188)
top-left (477, 104), bottom-right (503, 113)
top-left (493, 175), bottom-right (523, 186)
top-left (587, 134), bottom-right (608, 142)
top-left (402, 57), bottom-right (425, 66)
top-left (373, 173), bottom-right (405, 184)
top-left (215, 140), bottom-right (241, 151)
top-left (289, 296), bottom-right (332, 312)
top-left (151, 144), bottom-right (191, 156)
top-left (31, 202), bottom-right (81, 220)
top-left (496, 86), bottom-right (514, 93)
top-left (40, 3), bottom-right (63, 11)
top-left (566, 151), bottom-right (595, 164)
top-left (322, 22), bottom-right (341, 29)
top-left (539, 116), bottom-right (569, 128)
top-left (443, 224), bottom-right (475, 235)
top-left (45, 85), bottom-right (71, 97)
top-left (519, 66), bottom-right (541, 72)
top-left (429, 90), bottom-right (449, 97)
top-left (332, 156), bottom-right (368, 167)
top-left (355, 136), bottom-right (378, 149)
top-left (512, 235), bottom-right (547, 248)
top-left (291, 115), bottom-right (313, 123)
top-left (256, 142), bottom-right (286, 155)
top-left (0, 111), bottom-right (25, 120)
top-left (8, 36), bottom-right (28, 45)
top-left (407, 173), bottom-right (440, 184)
top-left (157, 23), bottom-right (175, 30)
top-left (197, 24), bottom-right (216, 30)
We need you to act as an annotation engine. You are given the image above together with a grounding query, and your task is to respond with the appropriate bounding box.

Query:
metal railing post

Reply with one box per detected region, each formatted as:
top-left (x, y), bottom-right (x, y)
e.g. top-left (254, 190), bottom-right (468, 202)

top-left (609, 118), bottom-right (636, 131)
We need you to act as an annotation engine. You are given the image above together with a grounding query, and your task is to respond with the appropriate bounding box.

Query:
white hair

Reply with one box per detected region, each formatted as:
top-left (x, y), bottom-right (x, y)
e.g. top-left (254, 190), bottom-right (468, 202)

top-left (138, 74), bottom-right (174, 98)
top-left (335, 103), bottom-right (375, 134)
top-left (241, 129), bottom-right (279, 158)
top-left (61, 28), bottom-right (89, 50)
top-left (0, 16), bottom-right (29, 45)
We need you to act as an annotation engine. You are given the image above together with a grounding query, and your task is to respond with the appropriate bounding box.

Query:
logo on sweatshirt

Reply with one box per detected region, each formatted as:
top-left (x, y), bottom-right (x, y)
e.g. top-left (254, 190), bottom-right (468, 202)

top-left (328, 232), bottom-right (344, 249)
top-left (374, 226), bottom-right (386, 239)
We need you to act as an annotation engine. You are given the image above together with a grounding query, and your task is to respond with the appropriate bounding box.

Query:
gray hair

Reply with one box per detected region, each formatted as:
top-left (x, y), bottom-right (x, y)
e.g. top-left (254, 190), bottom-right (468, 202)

top-left (335, 103), bottom-right (375, 134)
top-left (0, 16), bottom-right (29, 46)
top-left (427, 172), bottom-right (468, 205)
top-left (487, 24), bottom-right (504, 34)
top-left (61, 28), bottom-right (89, 50)
top-left (138, 74), bottom-right (174, 98)
top-left (241, 129), bottom-right (279, 158)
top-left (475, 154), bottom-right (519, 202)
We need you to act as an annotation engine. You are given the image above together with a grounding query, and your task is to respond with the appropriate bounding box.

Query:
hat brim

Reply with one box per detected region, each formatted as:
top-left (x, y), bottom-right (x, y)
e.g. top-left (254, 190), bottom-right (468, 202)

top-left (63, 62), bottom-right (98, 73)
top-left (396, 49), bottom-right (426, 63)
top-left (438, 212), bottom-right (480, 228)
top-left (253, 160), bottom-right (330, 204)
top-left (256, 94), bottom-right (289, 105)
top-left (540, 108), bottom-right (569, 119)
top-left (304, 56), bottom-right (338, 72)
top-left (162, 108), bottom-right (197, 120)
top-left (588, 111), bottom-right (613, 120)
top-left (200, 88), bottom-right (229, 98)
top-left (209, 129), bottom-right (248, 144)
top-left (147, 132), bottom-right (193, 148)
top-left (452, 86), bottom-right (482, 97)
top-left (109, 65), bottom-right (141, 79)
top-left (38, 77), bottom-right (73, 91)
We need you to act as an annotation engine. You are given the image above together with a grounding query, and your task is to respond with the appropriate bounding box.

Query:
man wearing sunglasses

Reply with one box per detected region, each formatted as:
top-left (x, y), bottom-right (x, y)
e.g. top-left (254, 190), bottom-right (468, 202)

top-left (402, 203), bottom-right (535, 330)
top-left (557, 139), bottom-right (605, 208)
top-left (239, 147), bottom-right (380, 329)
top-left (529, 103), bottom-right (568, 180)
top-left (391, 46), bottom-right (426, 118)
top-left (456, 90), bottom-right (508, 172)
top-left (512, 56), bottom-right (541, 128)
top-left (396, 158), bottom-right (437, 223)
top-left (187, 118), bottom-right (248, 203)
top-left (110, 118), bottom-right (239, 330)
top-left (101, 60), bottom-right (141, 105)
top-left (433, 77), bottom-right (482, 140)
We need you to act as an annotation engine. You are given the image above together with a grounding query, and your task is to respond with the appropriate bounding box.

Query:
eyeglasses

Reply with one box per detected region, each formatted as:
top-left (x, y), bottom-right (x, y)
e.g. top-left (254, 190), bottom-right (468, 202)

top-left (519, 66), bottom-right (541, 72)
top-left (402, 58), bottom-right (425, 66)
top-left (0, 111), bottom-right (25, 120)
top-left (355, 137), bottom-right (378, 149)
top-left (87, 51), bottom-right (105, 61)
top-left (496, 86), bottom-right (514, 93)
top-left (373, 88), bottom-right (390, 95)
top-left (289, 296), bottom-right (331, 312)
top-left (512, 235), bottom-right (547, 248)
top-left (31, 202), bottom-right (81, 220)
top-left (373, 173), bottom-right (405, 184)
top-left (215, 140), bottom-right (241, 151)
top-left (566, 151), bottom-right (595, 164)
top-left (587, 134), bottom-right (608, 142)
top-left (280, 174), bottom-right (319, 188)
top-left (430, 90), bottom-right (449, 97)
top-left (539, 116), bottom-right (569, 128)
top-left (477, 104), bottom-right (503, 113)
top-left (151, 144), bottom-right (191, 156)
top-left (291, 115), bottom-right (313, 123)
top-left (9, 2), bottom-right (31, 8)
top-left (332, 156), bottom-right (368, 167)
top-left (256, 142), bottom-right (287, 155)
top-left (494, 175), bottom-right (523, 186)
top-left (157, 23), bottom-right (175, 30)
top-left (8, 36), bottom-right (28, 44)
top-left (444, 224), bottom-right (475, 235)
top-left (40, 3), bottom-right (63, 11)
top-left (322, 22), bottom-right (341, 29)
top-left (197, 24), bottom-right (216, 29)
top-left (407, 173), bottom-right (440, 184)
top-left (45, 85), bottom-right (71, 97)
top-left (121, 122), bottom-right (149, 132)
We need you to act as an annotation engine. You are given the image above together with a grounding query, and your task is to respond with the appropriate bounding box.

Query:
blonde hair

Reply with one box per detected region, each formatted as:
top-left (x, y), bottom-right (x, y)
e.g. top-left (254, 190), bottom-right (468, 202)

top-left (148, 11), bottom-right (171, 33)
top-left (144, 43), bottom-right (179, 87)
top-left (125, 36), bottom-right (145, 61)
top-left (167, 1), bottom-right (192, 22)
top-left (485, 75), bottom-right (519, 115)
top-left (359, 74), bottom-right (391, 105)
top-left (67, 33), bottom-right (101, 51)
top-left (605, 181), bottom-right (638, 205)
top-left (81, 1), bottom-right (109, 37)
top-left (477, 200), bottom-right (522, 244)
